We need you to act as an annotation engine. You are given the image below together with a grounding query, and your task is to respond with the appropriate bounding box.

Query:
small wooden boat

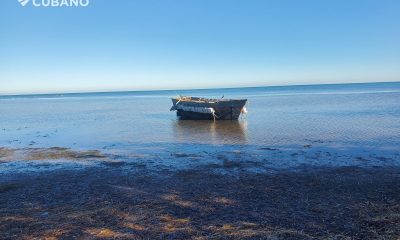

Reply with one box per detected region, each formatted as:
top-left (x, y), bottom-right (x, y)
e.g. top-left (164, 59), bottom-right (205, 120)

top-left (170, 96), bottom-right (247, 120)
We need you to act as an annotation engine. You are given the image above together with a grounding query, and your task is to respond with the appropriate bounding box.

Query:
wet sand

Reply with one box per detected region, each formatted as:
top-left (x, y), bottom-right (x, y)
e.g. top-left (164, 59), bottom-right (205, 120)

top-left (1, 147), bottom-right (400, 239)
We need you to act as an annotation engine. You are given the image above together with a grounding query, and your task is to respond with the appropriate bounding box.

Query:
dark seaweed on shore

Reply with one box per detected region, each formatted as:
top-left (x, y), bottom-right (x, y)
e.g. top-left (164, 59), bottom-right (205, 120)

top-left (1, 164), bottom-right (399, 239)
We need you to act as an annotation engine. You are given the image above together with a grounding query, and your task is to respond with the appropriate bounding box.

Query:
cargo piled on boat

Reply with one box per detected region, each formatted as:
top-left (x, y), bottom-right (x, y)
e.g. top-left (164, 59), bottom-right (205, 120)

top-left (170, 96), bottom-right (247, 120)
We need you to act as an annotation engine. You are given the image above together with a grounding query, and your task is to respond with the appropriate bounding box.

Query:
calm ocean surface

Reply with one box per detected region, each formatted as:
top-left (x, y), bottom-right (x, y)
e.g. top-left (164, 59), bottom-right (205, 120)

top-left (1, 82), bottom-right (400, 153)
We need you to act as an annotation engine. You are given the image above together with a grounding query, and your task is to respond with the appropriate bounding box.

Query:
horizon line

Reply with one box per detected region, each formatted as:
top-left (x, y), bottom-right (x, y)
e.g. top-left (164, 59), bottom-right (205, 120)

top-left (1, 80), bottom-right (399, 97)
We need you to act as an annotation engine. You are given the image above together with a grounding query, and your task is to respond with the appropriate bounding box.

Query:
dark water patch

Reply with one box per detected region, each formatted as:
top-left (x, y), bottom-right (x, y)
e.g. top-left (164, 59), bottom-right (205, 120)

top-left (102, 161), bottom-right (126, 167)
top-left (171, 153), bottom-right (199, 158)
top-left (258, 147), bottom-right (279, 151)
top-left (0, 183), bottom-right (21, 193)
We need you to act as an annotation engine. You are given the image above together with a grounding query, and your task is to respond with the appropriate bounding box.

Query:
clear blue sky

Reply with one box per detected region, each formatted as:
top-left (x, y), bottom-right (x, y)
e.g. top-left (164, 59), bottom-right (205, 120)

top-left (0, 0), bottom-right (399, 94)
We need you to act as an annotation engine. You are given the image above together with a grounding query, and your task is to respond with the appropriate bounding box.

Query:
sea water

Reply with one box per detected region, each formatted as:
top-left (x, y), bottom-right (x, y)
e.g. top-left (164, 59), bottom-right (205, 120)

top-left (1, 82), bottom-right (400, 168)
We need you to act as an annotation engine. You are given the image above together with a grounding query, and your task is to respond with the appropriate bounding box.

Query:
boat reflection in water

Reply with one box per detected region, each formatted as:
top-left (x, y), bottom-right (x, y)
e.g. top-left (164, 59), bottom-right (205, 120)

top-left (172, 120), bottom-right (248, 145)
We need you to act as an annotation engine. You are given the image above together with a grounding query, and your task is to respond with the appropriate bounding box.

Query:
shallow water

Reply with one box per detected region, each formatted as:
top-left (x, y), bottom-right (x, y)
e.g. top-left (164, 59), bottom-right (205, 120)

top-left (1, 82), bottom-right (400, 151)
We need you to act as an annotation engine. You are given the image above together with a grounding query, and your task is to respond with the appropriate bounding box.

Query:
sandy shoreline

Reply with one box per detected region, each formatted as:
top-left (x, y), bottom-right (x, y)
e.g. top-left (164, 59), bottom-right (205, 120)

top-left (1, 146), bottom-right (400, 239)
top-left (1, 143), bottom-right (399, 173)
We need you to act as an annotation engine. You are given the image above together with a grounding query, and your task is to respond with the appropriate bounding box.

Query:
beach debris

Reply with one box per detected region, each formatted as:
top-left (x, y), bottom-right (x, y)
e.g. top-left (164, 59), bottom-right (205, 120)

top-left (0, 148), bottom-right (15, 159)
top-left (0, 147), bottom-right (106, 161)
top-left (40, 212), bottom-right (49, 218)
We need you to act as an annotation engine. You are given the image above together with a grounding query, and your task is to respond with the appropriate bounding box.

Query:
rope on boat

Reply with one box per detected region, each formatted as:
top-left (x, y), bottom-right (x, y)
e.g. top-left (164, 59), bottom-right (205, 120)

top-left (240, 106), bottom-right (248, 120)
top-left (211, 108), bottom-right (217, 121)
top-left (170, 98), bottom-right (182, 111)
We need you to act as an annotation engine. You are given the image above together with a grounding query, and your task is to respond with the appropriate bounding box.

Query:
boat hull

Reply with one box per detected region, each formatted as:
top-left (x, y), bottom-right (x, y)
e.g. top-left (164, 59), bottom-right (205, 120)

top-left (171, 97), bottom-right (247, 120)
